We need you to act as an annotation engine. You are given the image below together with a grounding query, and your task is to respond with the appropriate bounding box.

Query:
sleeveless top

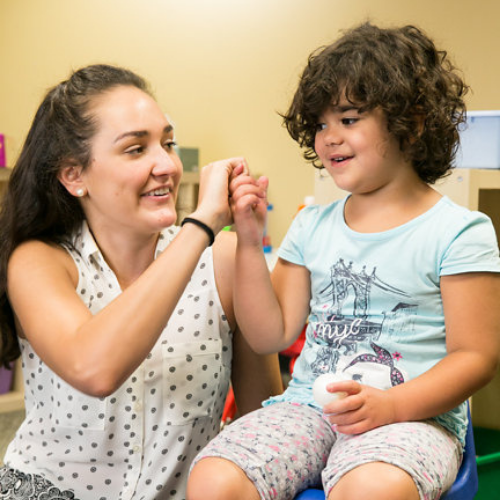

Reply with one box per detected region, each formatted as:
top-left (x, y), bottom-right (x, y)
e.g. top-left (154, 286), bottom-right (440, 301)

top-left (4, 222), bottom-right (233, 499)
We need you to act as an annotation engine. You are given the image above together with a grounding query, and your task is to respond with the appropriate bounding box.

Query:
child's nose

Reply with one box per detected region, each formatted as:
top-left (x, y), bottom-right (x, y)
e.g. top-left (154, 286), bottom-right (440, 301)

top-left (324, 125), bottom-right (343, 146)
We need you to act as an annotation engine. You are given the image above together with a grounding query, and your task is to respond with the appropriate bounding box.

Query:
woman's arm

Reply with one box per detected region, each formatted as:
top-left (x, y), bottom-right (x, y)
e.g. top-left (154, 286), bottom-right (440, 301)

top-left (7, 160), bottom-right (241, 397)
top-left (230, 328), bottom-right (283, 415)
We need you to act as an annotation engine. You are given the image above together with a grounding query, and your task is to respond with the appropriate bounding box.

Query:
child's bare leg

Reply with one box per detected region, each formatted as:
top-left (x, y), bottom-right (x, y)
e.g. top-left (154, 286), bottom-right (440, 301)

top-left (187, 457), bottom-right (260, 500)
top-left (328, 462), bottom-right (419, 500)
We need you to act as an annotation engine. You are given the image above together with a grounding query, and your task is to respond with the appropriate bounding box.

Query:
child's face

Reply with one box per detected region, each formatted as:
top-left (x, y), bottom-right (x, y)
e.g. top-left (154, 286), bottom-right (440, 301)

top-left (315, 99), bottom-right (412, 195)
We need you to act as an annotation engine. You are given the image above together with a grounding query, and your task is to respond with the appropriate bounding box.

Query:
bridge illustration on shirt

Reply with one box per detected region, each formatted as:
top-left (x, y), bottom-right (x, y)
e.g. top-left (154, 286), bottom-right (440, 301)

top-left (310, 258), bottom-right (417, 381)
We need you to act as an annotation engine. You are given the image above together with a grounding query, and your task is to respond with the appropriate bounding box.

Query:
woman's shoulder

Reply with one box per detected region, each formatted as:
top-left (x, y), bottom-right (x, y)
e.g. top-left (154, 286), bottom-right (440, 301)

top-left (9, 239), bottom-right (78, 285)
top-left (11, 239), bottom-right (70, 261)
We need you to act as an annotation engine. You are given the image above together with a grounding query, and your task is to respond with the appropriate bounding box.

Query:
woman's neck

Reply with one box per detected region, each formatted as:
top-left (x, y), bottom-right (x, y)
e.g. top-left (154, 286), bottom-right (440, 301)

top-left (87, 223), bottom-right (160, 290)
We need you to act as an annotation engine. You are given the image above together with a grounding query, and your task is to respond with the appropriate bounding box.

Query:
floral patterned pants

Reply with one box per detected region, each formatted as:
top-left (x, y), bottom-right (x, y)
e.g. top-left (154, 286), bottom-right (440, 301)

top-left (192, 402), bottom-right (462, 500)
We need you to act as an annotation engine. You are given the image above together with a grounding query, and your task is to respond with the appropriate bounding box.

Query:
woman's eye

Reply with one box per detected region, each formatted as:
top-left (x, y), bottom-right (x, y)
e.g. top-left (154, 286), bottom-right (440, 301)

top-left (163, 140), bottom-right (177, 151)
top-left (125, 146), bottom-right (145, 156)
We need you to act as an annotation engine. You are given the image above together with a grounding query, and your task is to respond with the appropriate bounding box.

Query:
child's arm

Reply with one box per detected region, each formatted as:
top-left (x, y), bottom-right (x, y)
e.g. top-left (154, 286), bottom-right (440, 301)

top-left (322, 272), bottom-right (500, 434)
top-left (229, 168), bottom-right (310, 354)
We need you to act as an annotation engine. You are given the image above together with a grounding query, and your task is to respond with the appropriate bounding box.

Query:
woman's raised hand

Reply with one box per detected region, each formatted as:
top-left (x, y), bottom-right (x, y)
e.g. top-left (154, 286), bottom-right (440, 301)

top-left (189, 157), bottom-right (248, 234)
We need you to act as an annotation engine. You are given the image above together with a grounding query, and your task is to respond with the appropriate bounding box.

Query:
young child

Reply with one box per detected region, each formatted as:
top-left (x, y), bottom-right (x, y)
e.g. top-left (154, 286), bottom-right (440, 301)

top-left (188, 23), bottom-right (500, 500)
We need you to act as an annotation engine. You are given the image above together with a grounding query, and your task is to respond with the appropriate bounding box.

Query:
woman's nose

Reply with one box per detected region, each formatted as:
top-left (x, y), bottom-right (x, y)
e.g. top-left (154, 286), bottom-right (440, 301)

top-left (152, 149), bottom-right (180, 176)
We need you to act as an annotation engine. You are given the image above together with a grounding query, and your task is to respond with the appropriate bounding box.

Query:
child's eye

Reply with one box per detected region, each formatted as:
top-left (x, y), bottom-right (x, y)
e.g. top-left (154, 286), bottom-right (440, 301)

top-left (316, 123), bottom-right (327, 132)
top-left (341, 117), bottom-right (358, 126)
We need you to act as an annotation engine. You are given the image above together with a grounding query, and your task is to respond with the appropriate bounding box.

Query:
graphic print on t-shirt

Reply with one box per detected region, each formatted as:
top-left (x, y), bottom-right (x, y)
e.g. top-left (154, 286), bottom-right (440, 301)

top-left (311, 258), bottom-right (416, 389)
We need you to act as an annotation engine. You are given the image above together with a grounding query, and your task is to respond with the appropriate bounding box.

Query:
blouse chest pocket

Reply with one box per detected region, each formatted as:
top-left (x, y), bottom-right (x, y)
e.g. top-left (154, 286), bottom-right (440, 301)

top-left (162, 339), bottom-right (225, 425)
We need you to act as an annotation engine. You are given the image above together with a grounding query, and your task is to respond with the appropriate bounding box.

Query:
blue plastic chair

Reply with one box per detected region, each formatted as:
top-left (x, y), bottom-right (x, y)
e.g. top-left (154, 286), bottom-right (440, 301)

top-left (295, 405), bottom-right (478, 500)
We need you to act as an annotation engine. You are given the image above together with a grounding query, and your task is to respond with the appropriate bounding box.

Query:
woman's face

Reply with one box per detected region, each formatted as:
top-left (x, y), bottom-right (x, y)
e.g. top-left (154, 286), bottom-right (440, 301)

top-left (80, 85), bottom-right (182, 237)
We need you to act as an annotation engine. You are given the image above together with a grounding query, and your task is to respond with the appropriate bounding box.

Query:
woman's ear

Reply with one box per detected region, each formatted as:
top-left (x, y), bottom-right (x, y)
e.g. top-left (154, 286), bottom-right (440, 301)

top-left (57, 163), bottom-right (87, 198)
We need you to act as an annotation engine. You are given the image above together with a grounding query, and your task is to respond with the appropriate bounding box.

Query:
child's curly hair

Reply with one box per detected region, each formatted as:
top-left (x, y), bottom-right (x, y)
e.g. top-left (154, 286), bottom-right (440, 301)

top-left (282, 23), bottom-right (469, 184)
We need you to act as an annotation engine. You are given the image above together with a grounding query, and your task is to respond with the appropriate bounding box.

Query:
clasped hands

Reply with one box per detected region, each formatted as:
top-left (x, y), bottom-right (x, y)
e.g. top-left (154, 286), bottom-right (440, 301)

top-left (197, 157), bottom-right (268, 241)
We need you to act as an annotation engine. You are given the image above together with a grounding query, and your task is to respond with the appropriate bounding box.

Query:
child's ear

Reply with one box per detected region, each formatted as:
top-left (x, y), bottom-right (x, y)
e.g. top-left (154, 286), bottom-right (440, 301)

top-left (57, 162), bottom-right (87, 198)
top-left (413, 109), bottom-right (426, 138)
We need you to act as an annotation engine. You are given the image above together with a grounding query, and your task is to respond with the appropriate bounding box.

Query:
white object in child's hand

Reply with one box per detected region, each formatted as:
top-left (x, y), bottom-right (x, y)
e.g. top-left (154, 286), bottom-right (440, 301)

top-left (313, 373), bottom-right (347, 406)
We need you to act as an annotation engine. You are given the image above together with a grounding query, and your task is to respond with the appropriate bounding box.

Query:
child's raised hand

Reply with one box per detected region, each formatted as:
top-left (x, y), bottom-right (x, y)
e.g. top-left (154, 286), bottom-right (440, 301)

top-left (229, 164), bottom-right (268, 246)
top-left (320, 379), bottom-right (398, 434)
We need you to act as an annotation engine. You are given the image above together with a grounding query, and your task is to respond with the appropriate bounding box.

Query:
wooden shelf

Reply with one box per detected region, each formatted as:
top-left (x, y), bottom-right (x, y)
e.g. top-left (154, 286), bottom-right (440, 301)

top-left (0, 169), bottom-right (22, 413)
top-left (0, 168), bottom-right (12, 198)
top-left (176, 172), bottom-right (200, 223)
top-left (0, 168), bottom-right (12, 182)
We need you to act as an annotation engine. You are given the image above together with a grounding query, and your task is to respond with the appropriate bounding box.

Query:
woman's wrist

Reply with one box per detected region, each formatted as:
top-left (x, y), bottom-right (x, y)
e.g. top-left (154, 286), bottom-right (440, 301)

top-left (187, 210), bottom-right (229, 237)
top-left (181, 217), bottom-right (215, 246)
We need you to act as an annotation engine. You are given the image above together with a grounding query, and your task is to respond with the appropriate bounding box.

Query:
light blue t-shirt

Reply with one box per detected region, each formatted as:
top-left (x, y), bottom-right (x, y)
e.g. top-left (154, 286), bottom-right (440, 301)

top-left (265, 196), bottom-right (500, 445)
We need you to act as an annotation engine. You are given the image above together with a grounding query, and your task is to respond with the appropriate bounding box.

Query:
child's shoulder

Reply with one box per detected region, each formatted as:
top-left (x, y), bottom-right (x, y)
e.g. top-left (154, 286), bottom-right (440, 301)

top-left (434, 196), bottom-right (490, 225)
top-left (296, 197), bottom-right (346, 222)
top-left (428, 196), bottom-right (497, 248)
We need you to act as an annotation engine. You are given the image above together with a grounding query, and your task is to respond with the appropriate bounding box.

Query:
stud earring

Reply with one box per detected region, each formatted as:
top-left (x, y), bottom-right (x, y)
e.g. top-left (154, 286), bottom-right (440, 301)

top-left (76, 188), bottom-right (86, 197)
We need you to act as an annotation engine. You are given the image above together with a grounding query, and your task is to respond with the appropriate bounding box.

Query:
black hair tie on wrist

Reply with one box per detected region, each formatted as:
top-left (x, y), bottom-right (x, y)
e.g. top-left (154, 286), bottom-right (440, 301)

top-left (181, 217), bottom-right (215, 246)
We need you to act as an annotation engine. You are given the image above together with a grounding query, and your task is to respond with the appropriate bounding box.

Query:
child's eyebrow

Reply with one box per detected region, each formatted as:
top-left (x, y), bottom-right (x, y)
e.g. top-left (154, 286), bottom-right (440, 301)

top-left (333, 105), bottom-right (361, 113)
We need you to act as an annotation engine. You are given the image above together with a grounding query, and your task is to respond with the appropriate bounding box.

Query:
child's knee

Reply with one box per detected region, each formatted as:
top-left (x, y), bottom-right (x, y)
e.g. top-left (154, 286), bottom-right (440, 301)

top-left (327, 462), bottom-right (420, 500)
top-left (187, 457), bottom-right (260, 500)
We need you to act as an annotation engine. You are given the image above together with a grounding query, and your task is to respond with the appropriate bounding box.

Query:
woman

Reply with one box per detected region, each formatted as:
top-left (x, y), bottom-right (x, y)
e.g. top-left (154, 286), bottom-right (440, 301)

top-left (0, 64), bottom-right (282, 500)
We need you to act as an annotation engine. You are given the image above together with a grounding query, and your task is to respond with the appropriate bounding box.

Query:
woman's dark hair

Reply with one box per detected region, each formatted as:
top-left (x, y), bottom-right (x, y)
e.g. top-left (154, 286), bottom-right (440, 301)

top-left (0, 64), bottom-right (152, 366)
top-left (282, 23), bottom-right (469, 183)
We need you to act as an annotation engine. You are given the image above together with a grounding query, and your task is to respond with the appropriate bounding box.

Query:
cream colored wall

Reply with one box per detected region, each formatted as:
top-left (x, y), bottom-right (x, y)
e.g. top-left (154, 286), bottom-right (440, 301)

top-left (1, 0), bottom-right (500, 244)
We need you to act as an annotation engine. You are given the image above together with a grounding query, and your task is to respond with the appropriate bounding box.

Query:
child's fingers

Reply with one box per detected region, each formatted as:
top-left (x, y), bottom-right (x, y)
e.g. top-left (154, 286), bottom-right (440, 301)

top-left (230, 176), bottom-right (266, 200)
top-left (231, 187), bottom-right (267, 212)
top-left (256, 175), bottom-right (269, 190)
top-left (227, 160), bottom-right (250, 183)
